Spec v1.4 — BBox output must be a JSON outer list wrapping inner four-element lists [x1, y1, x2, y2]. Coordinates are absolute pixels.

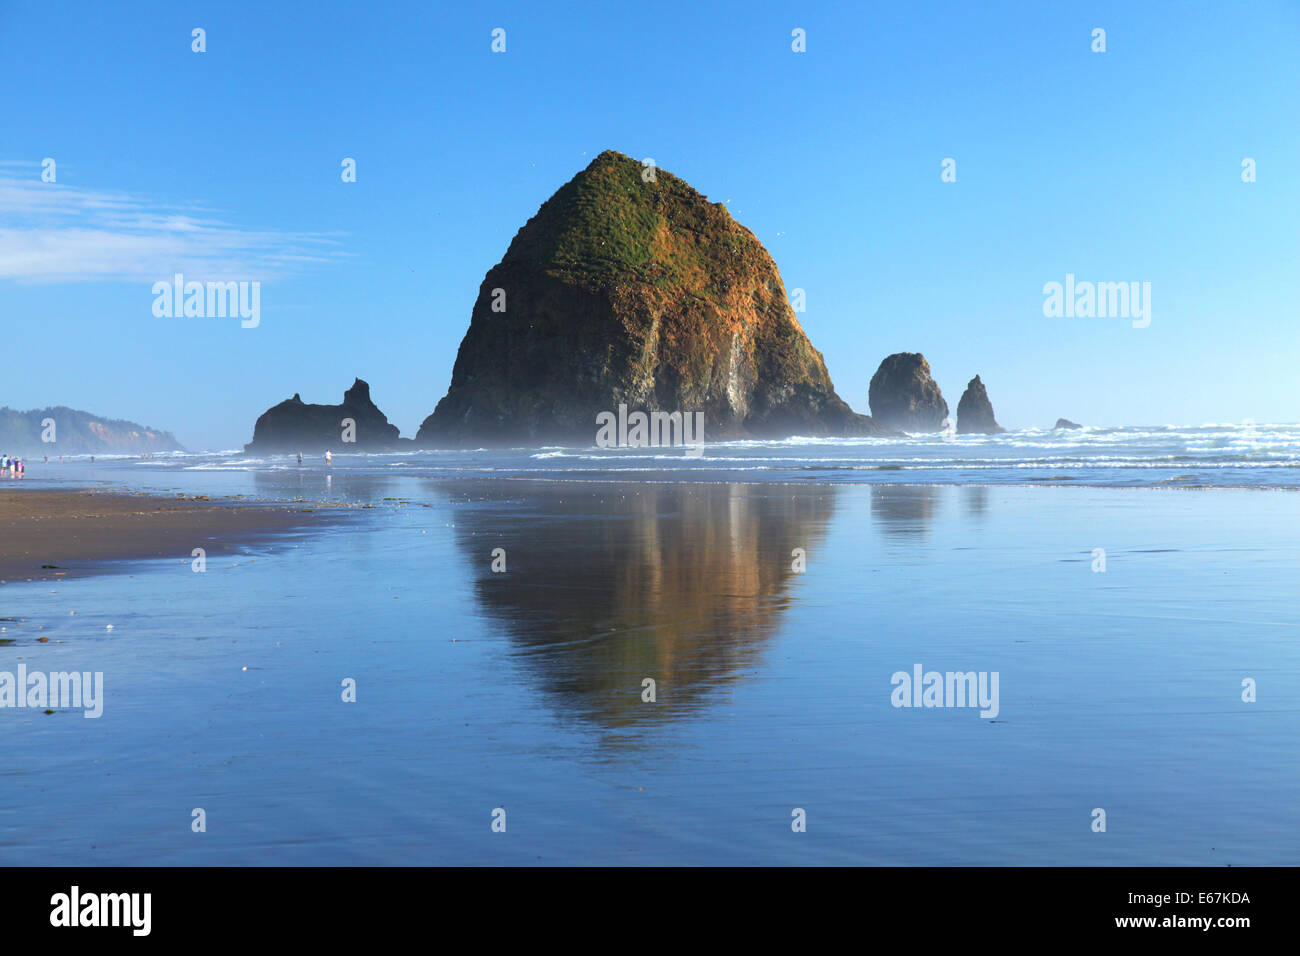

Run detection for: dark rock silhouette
[[870, 484, 943, 534], [1054, 418, 1082, 429], [956, 375, 1006, 434], [244, 378, 400, 453], [867, 353, 949, 432], [417, 150, 890, 446]]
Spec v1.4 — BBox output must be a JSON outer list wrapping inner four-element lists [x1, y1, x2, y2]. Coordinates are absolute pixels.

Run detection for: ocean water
[[2, 426, 1298, 864], [14, 421, 1300, 491]]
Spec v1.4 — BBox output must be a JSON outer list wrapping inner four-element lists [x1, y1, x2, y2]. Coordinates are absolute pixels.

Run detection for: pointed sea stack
[[867, 353, 949, 432], [244, 378, 400, 453], [417, 150, 890, 445], [956, 375, 1006, 435]]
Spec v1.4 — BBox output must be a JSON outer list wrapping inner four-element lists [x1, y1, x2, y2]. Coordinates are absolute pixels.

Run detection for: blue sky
[[2, 0, 1297, 449]]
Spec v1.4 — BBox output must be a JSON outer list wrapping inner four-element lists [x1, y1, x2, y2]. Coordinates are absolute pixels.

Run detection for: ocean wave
[[42, 422, 1300, 490]]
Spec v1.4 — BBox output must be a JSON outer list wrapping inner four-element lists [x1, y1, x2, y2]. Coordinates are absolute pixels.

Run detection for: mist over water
[[27, 422, 1300, 493]]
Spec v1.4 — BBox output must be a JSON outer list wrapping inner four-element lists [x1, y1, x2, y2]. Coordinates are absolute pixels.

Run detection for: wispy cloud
[[0, 162, 347, 282]]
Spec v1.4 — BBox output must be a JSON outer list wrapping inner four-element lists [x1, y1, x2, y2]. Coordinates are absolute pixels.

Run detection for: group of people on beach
[[1, 455, 26, 477]]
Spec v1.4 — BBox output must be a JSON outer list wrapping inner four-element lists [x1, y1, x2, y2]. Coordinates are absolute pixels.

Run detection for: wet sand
[[0, 488, 344, 581], [2, 479, 1297, 864]]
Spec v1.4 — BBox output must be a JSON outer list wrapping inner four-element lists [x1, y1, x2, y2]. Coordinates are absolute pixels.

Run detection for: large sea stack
[[244, 378, 400, 453], [417, 150, 889, 445], [956, 375, 1006, 435], [867, 353, 949, 432]]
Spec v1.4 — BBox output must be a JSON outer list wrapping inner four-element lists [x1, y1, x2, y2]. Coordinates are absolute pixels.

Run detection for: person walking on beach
[[16, 458, 23, 478], [325, 450, 332, 466], [297, 452, 303, 465]]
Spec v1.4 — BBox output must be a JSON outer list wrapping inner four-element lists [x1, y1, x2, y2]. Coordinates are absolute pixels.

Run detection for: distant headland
[[0, 406, 183, 455]]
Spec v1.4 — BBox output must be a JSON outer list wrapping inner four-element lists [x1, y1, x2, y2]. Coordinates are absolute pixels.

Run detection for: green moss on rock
[[419, 150, 889, 445]]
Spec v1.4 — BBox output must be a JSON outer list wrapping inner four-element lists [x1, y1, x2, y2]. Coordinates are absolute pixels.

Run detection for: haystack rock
[[417, 150, 890, 446], [244, 378, 400, 453], [1054, 418, 1082, 429], [867, 353, 949, 432], [956, 375, 1006, 435]]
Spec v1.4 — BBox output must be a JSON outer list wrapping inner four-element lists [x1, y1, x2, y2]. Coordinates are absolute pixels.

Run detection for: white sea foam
[[42, 423, 1300, 490]]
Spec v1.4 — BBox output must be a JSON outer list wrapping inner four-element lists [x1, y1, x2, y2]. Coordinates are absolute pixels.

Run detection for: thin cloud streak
[[0, 169, 347, 282]]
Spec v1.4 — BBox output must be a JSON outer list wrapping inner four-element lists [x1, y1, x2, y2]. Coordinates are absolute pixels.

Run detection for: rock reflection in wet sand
[[445, 481, 838, 731]]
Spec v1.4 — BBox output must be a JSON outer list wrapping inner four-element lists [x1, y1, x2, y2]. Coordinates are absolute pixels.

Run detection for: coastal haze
[[1, 0, 1298, 876]]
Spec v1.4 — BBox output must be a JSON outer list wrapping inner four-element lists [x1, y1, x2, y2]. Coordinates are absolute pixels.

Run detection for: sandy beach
[[0, 488, 342, 582]]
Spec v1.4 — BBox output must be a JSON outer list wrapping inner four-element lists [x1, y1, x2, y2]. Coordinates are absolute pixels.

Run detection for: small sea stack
[[867, 353, 949, 432], [244, 378, 401, 453], [956, 375, 1006, 435], [1054, 418, 1082, 429]]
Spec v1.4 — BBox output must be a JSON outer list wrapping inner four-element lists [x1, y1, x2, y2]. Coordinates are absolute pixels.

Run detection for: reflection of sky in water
[[2, 479, 1298, 865]]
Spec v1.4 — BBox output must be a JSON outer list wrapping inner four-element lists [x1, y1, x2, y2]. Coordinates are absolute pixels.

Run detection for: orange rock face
[[418, 151, 888, 446]]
